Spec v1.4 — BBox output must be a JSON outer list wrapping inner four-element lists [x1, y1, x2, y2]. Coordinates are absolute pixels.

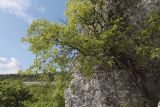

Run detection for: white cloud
[[0, 57, 20, 74], [0, 0, 34, 22]]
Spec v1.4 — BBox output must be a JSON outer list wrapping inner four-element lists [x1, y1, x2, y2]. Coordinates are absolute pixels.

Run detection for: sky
[[0, 0, 66, 74]]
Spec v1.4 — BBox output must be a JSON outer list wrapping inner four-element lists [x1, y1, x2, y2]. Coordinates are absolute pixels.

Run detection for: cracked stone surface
[[65, 0, 160, 107]]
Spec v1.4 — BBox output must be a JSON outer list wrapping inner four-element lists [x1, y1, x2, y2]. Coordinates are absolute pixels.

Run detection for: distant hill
[[0, 73, 54, 82]]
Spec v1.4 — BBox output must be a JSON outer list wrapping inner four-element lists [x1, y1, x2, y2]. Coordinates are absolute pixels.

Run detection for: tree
[[22, 0, 160, 106], [0, 80, 33, 107]]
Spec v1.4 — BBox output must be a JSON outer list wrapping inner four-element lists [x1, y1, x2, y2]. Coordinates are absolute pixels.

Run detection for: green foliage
[[0, 80, 33, 107], [25, 84, 55, 107], [22, 0, 160, 106], [51, 74, 65, 107], [24, 72, 70, 107]]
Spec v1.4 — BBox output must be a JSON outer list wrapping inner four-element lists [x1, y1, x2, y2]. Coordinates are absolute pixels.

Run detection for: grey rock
[[65, 71, 144, 107], [65, 0, 160, 107], [158, 101, 160, 107]]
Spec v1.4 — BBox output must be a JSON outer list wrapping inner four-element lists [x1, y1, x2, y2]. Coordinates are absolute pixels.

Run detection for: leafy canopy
[[22, 0, 160, 106], [23, 0, 160, 76]]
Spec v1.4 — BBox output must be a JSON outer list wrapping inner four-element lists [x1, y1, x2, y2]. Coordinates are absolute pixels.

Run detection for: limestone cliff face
[[65, 71, 145, 107], [65, 0, 160, 107]]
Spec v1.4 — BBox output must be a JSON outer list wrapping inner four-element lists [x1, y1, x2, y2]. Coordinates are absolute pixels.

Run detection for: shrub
[[0, 80, 33, 107]]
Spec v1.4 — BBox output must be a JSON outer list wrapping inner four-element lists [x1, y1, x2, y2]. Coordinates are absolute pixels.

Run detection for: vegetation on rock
[[22, 0, 160, 106]]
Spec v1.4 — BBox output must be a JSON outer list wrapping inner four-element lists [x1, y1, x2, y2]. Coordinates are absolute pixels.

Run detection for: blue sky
[[0, 0, 66, 74]]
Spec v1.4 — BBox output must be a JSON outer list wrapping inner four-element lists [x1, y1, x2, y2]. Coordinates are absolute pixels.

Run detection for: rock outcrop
[[65, 71, 145, 107], [65, 0, 160, 107]]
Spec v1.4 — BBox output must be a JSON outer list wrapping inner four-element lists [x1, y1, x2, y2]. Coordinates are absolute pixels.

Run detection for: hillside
[[0, 74, 54, 82]]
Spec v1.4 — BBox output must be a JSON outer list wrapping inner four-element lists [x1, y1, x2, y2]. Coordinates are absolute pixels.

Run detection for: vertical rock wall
[[65, 0, 160, 107], [65, 71, 145, 107]]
